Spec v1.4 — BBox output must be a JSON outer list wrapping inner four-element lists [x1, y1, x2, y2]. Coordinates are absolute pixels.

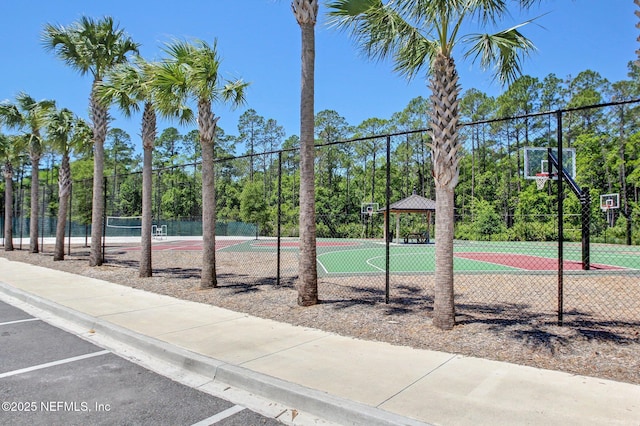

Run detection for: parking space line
[[190, 405, 246, 425], [0, 318, 40, 326], [0, 350, 110, 378]]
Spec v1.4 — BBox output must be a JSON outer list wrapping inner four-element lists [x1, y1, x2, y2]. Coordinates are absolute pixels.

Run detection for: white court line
[[190, 405, 245, 425], [0, 318, 40, 326], [0, 350, 110, 379]]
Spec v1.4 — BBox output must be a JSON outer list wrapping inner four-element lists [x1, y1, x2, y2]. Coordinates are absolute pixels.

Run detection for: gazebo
[[378, 193, 436, 244]]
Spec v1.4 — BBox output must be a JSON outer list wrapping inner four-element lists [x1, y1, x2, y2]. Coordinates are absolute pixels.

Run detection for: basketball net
[[366, 207, 373, 218], [535, 173, 549, 190]]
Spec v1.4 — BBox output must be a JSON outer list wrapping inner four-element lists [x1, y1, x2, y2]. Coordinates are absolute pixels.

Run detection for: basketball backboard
[[523, 147, 576, 180], [600, 193, 620, 211], [361, 202, 379, 215]]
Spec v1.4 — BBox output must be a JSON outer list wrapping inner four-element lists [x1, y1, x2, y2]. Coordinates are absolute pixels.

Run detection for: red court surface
[[454, 252, 622, 271]]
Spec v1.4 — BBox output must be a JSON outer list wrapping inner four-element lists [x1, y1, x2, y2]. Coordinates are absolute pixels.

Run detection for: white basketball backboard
[[523, 147, 576, 180]]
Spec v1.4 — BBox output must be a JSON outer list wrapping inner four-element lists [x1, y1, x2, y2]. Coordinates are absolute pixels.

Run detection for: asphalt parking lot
[[0, 299, 282, 426]]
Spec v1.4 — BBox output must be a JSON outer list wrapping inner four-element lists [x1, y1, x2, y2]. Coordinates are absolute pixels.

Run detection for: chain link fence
[[1, 100, 639, 329]]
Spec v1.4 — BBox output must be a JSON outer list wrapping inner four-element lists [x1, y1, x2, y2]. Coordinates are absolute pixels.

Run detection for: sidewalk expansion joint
[[237, 335, 331, 366], [375, 353, 458, 408]]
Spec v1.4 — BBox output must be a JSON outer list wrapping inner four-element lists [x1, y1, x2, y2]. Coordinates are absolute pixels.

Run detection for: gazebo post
[[395, 213, 400, 244]]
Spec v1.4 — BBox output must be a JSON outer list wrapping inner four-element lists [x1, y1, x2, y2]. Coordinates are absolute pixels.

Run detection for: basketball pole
[[552, 117, 564, 326], [547, 147, 590, 271]]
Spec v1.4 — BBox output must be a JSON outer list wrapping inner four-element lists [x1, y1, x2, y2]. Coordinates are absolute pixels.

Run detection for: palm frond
[[42, 16, 139, 80], [221, 79, 250, 108], [465, 0, 510, 26], [191, 40, 222, 98], [152, 59, 194, 124], [97, 62, 146, 115], [0, 133, 28, 163], [394, 31, 438, 79], [47, 108, 75, 154], [464, 21, 536, 85], [326, 0, 379, 17], [70, 118, 94, 156], [15, 92, 56, 130], [328, 0, 417, 64], [0, 103, 23, 129]]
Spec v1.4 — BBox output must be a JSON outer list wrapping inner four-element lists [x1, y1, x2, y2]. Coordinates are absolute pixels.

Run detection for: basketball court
[[102, 146, 633, 277], [108, 237, 636, 276]]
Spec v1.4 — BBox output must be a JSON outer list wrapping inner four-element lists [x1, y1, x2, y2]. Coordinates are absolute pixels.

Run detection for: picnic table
[[404, 231, 429, 244]]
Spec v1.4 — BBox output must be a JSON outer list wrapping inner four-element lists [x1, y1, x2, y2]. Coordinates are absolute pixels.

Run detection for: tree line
[[94, 66, 640, 248], [4, 65, 639, 246]]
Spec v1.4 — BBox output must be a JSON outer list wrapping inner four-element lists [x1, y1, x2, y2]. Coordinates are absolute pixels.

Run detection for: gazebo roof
[[379, 193, 436, 213]]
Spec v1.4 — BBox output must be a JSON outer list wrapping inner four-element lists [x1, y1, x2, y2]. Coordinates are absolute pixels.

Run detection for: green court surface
[[218, 238, 640, 276]]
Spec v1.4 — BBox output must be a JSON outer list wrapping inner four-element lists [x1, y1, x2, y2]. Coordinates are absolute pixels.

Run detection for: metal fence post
[[555, 111, 564, 326], [277, 151, 282, 286], [102, 176, 107, 264], [385, 135, 391, 304], [68, 182, 73, 256], [581, 187, 591, 270], [40, 184, 46, 251]]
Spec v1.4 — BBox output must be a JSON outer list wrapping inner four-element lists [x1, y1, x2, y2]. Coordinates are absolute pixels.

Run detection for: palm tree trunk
[[618, 106, 632, 245], [29, 155, 40, 253], [90, 86, 108, 266], [54, 154, 71, 261], [199, 99, 218, 289], [433, 185, 455, 328], [4, 164, 14, 251], [140, 146, 153, 276], [140, 102, 156, 277], [430, 53, 460, 330], [295, 4, 318, 306]]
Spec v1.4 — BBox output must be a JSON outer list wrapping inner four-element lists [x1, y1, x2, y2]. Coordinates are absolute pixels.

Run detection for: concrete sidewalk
[[1, 256, 638, 425]]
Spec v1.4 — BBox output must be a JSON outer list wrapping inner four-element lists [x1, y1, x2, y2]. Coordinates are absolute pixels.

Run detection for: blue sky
[[0, 0, 637, 155]]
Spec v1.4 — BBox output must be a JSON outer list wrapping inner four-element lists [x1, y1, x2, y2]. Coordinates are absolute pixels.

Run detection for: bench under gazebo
[[378, 193, 436, 244]]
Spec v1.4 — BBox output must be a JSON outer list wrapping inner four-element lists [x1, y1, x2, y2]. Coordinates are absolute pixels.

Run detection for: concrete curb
[[0, 282, 428, 426]]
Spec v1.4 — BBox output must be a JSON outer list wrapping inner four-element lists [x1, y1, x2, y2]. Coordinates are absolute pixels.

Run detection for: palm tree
[[156, 39, 248, 288], [328, 0, 538, 329], [0, 134, 26, 251], [97, 58, 191, 277], [42, 16, 139, 266], [292, 0, 319, 306], [0, 93, 55, 253], [47, 109, 91, 261]]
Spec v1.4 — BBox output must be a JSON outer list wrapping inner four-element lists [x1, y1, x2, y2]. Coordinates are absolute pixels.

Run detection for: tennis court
[[117, 237, 637, 276]]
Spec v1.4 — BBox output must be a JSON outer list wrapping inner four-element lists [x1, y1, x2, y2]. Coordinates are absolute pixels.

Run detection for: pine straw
[[1, 245, 639, 386]]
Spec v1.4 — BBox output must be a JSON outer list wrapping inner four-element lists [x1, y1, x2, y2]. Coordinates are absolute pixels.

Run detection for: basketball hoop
[[535, 173, 549, 190], [601, 198, 615, 212], [361, 202, 379, 217]]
